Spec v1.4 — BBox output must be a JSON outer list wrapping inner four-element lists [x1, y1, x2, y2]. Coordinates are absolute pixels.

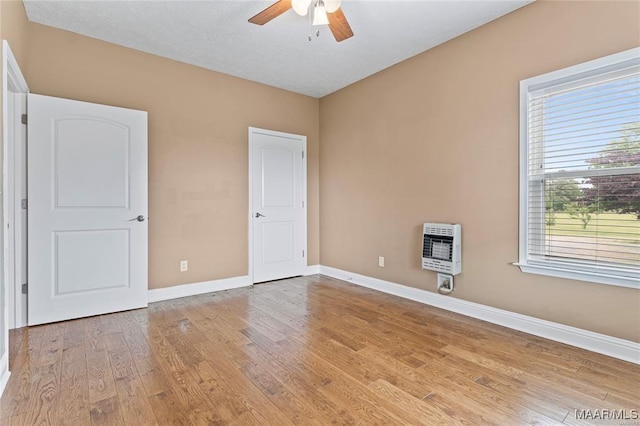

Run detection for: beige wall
[[1, 0, 639, 341], [319, 1, 640, 342], [26, 22, 320, 289], [1, 0, 28, 70]]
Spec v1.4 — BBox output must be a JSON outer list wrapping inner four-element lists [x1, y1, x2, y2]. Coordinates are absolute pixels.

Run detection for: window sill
[[514, 262, 640, 290]]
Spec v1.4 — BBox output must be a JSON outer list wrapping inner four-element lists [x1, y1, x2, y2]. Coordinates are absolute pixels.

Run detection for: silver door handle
[[255, 212, 266, 218], [128, 215, 145, 222]]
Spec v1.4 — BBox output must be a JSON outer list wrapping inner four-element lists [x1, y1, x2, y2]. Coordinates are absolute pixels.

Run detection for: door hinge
[[302, 250, 305, 257], [21, 114, 27, 125], [302, 201, 304, 208], [302, 151, 304, 159], [21, 199, 27, 210], [21, 283, 28, 294]]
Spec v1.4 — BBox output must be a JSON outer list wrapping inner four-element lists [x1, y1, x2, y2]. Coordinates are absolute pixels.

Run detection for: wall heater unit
[[422, 223, 462, 275]]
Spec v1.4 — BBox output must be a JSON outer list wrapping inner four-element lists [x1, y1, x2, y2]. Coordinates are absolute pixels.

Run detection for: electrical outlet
[[180, 260, 188, 272], [378, 256, 385, 267]]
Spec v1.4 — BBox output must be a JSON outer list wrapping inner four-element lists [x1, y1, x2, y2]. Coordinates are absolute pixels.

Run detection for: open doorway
[[3, 40, 29, 331], [1, 40, 29, 396]]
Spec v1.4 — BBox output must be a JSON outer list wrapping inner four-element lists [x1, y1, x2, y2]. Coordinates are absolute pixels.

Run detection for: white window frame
[[517, 47, 640, 290]]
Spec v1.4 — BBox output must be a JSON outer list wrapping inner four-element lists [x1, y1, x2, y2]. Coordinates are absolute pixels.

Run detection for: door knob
[[255, 212, 266, 218], [128, 215, 145, 222]]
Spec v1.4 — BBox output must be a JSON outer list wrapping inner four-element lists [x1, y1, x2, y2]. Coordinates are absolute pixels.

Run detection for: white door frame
[[248, 126, 307, 284], [1, 40, 29, 396], [3, 42, 28, 331]]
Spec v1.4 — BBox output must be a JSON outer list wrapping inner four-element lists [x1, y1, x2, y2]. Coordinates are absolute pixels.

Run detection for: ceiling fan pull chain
[[312, 0, 319, 39], [308, 4, 312, 41]]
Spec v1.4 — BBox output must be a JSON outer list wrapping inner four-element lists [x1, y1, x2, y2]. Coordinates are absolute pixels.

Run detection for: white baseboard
[[304, 265, 320, 276], [147, 266, 320, 304], [319, 265, 640, 365], [148, 275, 251, 303], [0, 353, 10, 397]]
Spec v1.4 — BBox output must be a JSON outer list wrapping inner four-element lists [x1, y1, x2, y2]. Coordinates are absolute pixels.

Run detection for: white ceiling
[[23, 0, 532, 98]]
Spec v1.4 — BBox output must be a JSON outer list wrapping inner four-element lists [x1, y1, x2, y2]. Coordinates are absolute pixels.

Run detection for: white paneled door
[[28, 94, 148, 325], [249, 128, 306, 283]]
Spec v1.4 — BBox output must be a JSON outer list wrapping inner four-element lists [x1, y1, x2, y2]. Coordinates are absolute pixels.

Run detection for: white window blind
[[519, 48, 640, 288]]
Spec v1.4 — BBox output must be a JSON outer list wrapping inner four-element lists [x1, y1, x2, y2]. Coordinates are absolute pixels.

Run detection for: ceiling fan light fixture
[[324, 0, 341, 13], [248, 0, 353, 42], [291, 0, 311, 16], [312, 3, 329, 26]]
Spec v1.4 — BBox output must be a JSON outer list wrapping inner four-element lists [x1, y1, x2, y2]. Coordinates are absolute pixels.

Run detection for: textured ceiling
[[23, 0, 532, 98]]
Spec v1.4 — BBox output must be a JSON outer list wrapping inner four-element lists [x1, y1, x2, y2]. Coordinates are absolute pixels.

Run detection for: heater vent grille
[[422, 223, 462, 275], [424, 225, 453, 237]]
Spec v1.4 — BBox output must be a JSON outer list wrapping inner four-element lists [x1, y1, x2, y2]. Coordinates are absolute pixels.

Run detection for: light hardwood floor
[[0, 275, 638, 425]]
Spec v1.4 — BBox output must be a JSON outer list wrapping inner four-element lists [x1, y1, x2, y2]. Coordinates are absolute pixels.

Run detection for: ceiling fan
[[248, 0, 354, 42]]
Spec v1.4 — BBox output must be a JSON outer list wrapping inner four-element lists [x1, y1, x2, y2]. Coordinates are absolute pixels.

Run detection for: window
[[518, 48, 640, 289]]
